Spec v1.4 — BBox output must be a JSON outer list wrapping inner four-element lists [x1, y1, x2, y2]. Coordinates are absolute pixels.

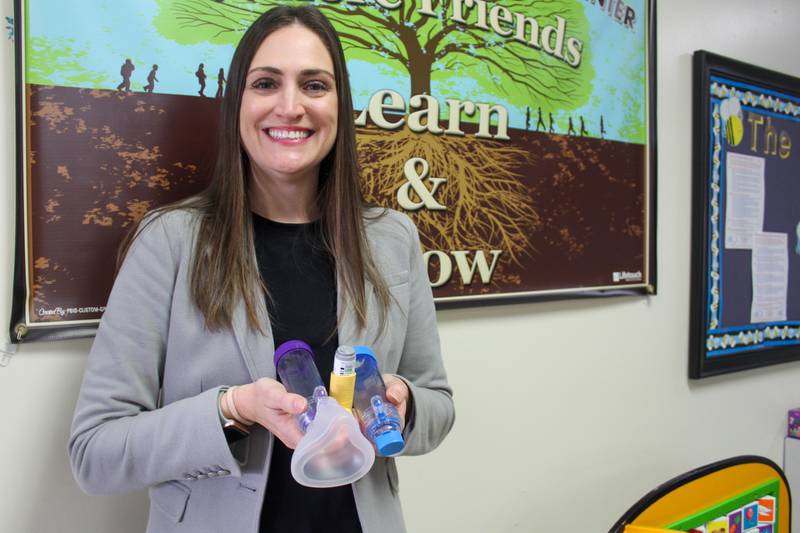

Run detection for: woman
[[68, 6, 454, 533]]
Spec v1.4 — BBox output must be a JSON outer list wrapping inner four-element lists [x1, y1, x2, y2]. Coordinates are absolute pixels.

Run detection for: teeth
[[268, 129, 310, 140]]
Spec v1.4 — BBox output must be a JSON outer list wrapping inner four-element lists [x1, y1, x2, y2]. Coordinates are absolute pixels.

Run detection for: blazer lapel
[[231, 294, 276, 382], [337, 277, 378, 347]]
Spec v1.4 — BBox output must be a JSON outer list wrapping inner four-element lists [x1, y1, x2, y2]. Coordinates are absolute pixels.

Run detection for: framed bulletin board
[[11, 0, 657, 343], [690, 51, 800, 378]]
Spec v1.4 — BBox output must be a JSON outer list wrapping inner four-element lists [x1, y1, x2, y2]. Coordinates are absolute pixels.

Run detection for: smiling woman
[[239, 24, 339, 223], [68, 5, 455, 533]]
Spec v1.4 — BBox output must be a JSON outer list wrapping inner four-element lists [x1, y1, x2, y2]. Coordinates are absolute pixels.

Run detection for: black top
[[252, 213, 362, 533]]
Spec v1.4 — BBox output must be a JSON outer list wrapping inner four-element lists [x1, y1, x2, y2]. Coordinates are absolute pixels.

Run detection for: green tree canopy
[[154, 0, 594, 111]]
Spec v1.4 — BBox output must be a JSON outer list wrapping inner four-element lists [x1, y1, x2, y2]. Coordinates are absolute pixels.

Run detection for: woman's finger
[[383, 375, 409, 405], [382, 374, 409, 428], [273, 418, 304, 449]]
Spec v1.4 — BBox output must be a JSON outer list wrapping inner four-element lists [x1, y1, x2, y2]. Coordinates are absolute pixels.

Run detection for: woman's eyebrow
[[248, 66, 334, 79]]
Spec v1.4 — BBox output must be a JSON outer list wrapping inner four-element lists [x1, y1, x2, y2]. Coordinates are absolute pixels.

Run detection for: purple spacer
[[274, 340, 313, 366]]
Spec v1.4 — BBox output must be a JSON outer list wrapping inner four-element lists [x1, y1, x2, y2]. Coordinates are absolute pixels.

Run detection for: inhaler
[[274, 340, 374, 487]]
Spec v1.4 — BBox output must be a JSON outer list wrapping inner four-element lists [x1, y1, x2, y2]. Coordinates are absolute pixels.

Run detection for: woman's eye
[[251, 78, 277, 90], [304, 80, 329, 93]]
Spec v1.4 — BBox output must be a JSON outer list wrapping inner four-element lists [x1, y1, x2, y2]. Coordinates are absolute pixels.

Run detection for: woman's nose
[[275, 87, 304, 120]]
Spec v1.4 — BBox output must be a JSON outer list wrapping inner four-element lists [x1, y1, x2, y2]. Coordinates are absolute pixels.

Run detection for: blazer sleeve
[[68, 213, 241, 495], [395, 215, 455, 456]]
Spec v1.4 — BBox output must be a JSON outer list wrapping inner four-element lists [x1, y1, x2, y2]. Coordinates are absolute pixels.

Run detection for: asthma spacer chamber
[[290, 394, 375, 488]]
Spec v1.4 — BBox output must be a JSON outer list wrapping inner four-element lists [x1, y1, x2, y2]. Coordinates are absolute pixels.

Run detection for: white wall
[[1, 1, 799, 532]]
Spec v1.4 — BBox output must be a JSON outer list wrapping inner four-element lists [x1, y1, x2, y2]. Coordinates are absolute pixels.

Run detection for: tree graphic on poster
[[154, 0, 593, 109], [154, 0, 596, 275]]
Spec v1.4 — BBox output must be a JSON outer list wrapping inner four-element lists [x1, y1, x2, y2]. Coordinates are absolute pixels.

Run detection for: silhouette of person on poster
[[196, 63, 207, 96], [216, 68, 226, 98], [580, 116, 588, 136], [144, 65, 159, 93], [600, 115, 607, 139], [536, 106, 545, 132], [525, 106, 530, 131], [567, 116, 576, 136], [548, 112, 555, 133], [117, 59, 135, 93]]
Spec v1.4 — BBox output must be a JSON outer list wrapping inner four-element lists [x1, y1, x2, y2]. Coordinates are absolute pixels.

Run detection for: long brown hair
[[119, 6, 389, 334]]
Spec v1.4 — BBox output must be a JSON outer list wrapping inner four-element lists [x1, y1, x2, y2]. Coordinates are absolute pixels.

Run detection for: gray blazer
[[68, 207, 454, 533]]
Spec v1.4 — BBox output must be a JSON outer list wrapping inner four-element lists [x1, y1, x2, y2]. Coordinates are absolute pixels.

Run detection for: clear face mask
[[290, 395, 375, 488]]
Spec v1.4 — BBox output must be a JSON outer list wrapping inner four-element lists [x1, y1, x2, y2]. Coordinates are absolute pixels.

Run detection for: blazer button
[[219, 469, 230, 476]]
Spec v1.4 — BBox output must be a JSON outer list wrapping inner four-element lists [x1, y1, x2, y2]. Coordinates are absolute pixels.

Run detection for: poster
[[12, 0, 655, 342]]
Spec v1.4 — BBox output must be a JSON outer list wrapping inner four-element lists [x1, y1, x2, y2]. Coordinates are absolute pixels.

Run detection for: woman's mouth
[[265, 128, 313, 142]]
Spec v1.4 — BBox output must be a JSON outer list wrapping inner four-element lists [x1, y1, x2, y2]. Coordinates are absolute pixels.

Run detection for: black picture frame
[[690, 51, 800, 378]]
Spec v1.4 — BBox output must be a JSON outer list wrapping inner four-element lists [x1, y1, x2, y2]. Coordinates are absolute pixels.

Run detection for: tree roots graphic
[[357, 128, 540, 264]]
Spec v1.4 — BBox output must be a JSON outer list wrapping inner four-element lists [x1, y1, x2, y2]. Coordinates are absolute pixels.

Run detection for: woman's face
[[239, 24, 338, 187]]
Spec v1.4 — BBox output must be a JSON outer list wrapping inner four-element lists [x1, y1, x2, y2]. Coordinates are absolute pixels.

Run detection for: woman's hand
[[383, 374, 410, 430], [231, 378, 307, 449]]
